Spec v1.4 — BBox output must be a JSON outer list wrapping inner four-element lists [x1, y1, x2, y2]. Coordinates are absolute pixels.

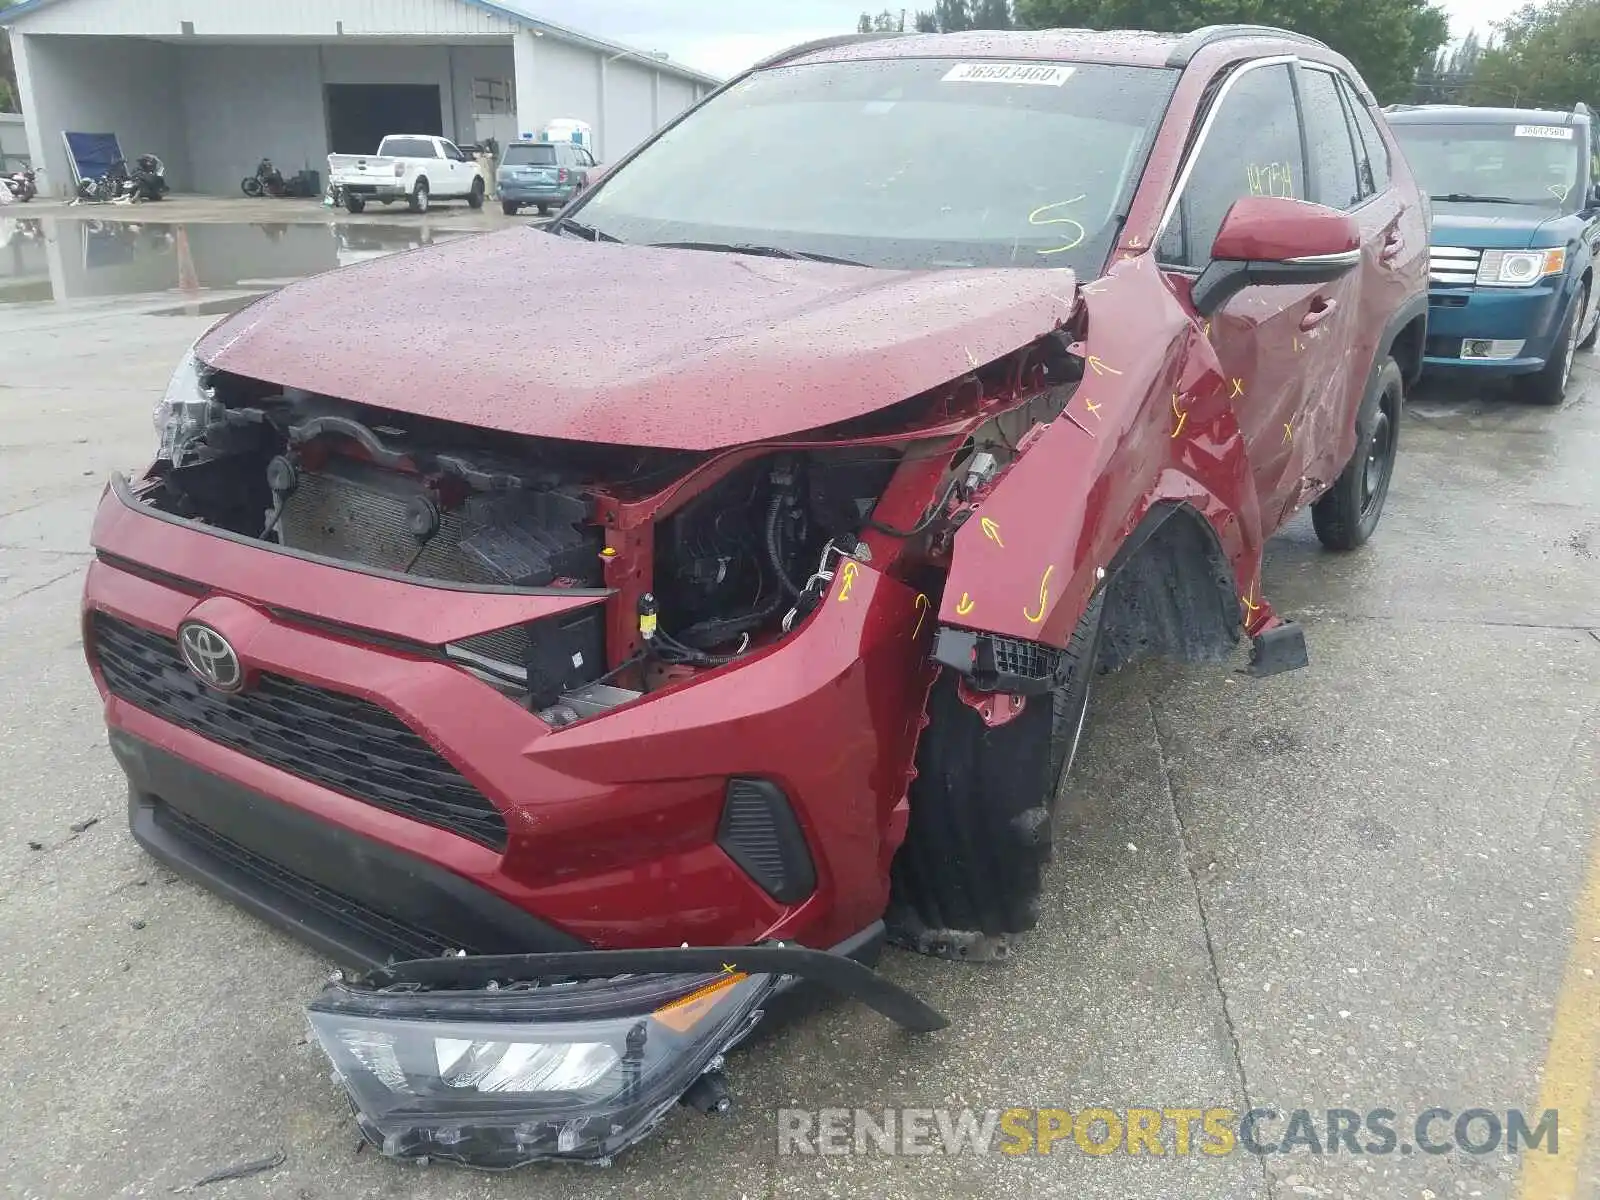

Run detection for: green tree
[[1014, 0, 1449, 103], [858, 12, 875, 32], [1473, 0, 1600, 109], [1, 0, 18, 114], [915, 10, 940, 30]]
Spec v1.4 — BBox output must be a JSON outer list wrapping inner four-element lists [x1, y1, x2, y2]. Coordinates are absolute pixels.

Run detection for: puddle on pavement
[[0, 216, 470, 308]]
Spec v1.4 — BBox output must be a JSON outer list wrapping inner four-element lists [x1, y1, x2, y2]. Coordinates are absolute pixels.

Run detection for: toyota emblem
[[177, 621, 244, 693]]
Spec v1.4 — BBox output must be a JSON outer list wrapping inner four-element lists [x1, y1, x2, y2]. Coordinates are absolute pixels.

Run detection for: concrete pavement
[[0, 219, 1595, 1199]]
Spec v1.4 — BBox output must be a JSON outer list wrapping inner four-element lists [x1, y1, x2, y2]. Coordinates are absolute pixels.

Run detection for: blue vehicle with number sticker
[[1386, 103, 1600, 403]]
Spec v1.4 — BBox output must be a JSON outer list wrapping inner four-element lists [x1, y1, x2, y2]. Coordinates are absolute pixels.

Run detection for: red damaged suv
[[83, 25, 1426, 1167]]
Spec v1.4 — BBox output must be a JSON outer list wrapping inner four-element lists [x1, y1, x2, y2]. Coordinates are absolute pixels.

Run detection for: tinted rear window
[[379, 137, 438, 158], [504, 144, 558, 165]]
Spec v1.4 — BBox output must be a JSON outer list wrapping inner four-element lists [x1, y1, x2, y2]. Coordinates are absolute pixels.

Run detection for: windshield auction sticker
[[942, 62, 1075, 86], [1514, 124, 1575, 139]]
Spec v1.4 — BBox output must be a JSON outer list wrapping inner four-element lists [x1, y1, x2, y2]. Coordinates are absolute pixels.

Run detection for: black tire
[[344, 193, 366, 214], [241, 177, 263, 197], [1578, 281, 1598, 351], [467, 178, 485, 210], [887, 592, 1105, 961], [1312, 356, 1402, 551], [409, 178, 430, 214], [536, 202, 550, 216], [1518, 290, 1583, 405], [501, 200, 519, 216]]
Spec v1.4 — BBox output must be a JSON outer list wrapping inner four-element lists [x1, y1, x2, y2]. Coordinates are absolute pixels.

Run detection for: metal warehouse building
[[1, 0, 719, 197]]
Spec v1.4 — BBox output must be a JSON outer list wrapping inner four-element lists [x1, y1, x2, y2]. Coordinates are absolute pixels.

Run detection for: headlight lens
[[308, 969, 774, 1166], [1477, 247, 1566, 286], [152, 350, 219, 464]]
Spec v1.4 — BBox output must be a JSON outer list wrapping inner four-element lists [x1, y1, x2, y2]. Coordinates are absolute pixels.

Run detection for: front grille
[[1430, 245, 1481, 285], [92, 613, 508, 850], [155, 800, 484, 958]]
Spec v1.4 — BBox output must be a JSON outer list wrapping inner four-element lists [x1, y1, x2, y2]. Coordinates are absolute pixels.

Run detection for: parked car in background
[[498, 139, 597, 215], [87, 25, 1425, 1169], [327, 134, 488, 214], [1387, 103, 1600, 403]]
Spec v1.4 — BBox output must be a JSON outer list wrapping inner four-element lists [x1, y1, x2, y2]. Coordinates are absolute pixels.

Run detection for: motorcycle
[[3, 167, 38, 203], [75, 154, 167, 204], [243, 158, 316, 198]]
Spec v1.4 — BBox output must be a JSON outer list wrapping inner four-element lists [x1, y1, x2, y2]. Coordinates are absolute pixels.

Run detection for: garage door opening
[[326, 84, 443, 155]]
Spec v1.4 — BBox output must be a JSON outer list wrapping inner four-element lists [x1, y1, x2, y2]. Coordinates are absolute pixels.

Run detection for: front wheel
[[408, 179, 430, 214], [887, 592, 1105, 961], [467, 178, 485, 210], [1517, 291, 1583, 405], [241, 177, 264, 197], [344, 193, 366, 214], [1313, 357, 1401, 550]]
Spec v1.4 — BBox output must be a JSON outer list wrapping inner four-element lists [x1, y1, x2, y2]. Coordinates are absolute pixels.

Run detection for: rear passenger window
[[1300, 68, 1362, 209], [1339, 78, 1391, 194], [1160, 64, 1306, 268]]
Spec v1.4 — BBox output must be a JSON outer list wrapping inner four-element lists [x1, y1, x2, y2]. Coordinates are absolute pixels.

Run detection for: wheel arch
[[1382, 292, 1428, 389], [1096, 500, 1243, 672]]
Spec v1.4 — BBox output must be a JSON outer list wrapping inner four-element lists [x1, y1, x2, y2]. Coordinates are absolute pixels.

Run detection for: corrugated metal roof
[[0, 0, 722, 86]]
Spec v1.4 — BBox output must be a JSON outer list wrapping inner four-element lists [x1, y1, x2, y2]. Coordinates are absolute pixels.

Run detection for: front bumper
[[1423, 282, 1566, 373], [85, 477, 931, 961]]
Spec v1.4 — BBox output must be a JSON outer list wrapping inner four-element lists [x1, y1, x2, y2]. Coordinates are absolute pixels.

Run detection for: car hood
[[196, 227, 1077, 450], [1430, 201, 1565, 250]]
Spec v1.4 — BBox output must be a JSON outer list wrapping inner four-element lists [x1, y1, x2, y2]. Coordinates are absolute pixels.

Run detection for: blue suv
[[1388, 103, 1600, 403]]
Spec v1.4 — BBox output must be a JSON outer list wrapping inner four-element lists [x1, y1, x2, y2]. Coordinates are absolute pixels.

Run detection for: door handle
[[1300, 298, 1338, 330], [1380, 230, 1404, 263]]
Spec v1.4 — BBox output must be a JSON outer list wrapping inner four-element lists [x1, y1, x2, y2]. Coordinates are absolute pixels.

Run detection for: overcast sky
[[528, 0, 1526, 79]]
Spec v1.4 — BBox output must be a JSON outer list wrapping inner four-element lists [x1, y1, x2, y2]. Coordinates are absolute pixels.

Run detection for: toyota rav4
[[82, 24, 1428, 1169]]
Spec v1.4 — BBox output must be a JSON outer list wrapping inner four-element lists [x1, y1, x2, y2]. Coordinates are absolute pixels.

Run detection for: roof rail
[[1576, 101, 1594, 121], [1166, 24, 1329, 67], [752, 32, 906, 72]]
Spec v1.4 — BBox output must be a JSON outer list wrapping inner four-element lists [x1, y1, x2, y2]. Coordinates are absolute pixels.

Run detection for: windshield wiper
[[1429, 193, 1532, 205], [551, 216, 622, 243], [648, 240, 866, 266]]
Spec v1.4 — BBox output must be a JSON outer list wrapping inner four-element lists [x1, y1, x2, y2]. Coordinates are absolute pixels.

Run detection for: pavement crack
[[0, 568, 82, 606], [1147, 697, 1275, 1200]]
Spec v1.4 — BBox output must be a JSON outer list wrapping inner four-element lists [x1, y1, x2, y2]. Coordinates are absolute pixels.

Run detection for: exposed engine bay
[[139, 338, 1080, 728]]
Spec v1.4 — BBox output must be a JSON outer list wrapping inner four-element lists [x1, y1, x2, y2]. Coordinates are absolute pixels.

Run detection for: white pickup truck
[[327, 135, 488, 215]]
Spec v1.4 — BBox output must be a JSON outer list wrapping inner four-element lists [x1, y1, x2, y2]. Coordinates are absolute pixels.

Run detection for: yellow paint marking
[[721, 963, 738, 974], [1516, 803, 1600, 1200], [1282, 422, 1293, 444], [1203, 319, 1212, 337], [1023, 566, 1054, 625], [1028, 197, 1088, 256], [913, 593, 930, 639], [1240, 580, 1261, 615], [1170, 393, 1188, 440], [1083, 397, 1102, 420], [1085, 355, 1122, 377], [1229, 377, 1245, 399], [837, 560, 859, 602], [956, 592, 975, 616], [981, 518, 1005, 548], [1293, 335, 1304, 353], [964, 345, 980, 370]]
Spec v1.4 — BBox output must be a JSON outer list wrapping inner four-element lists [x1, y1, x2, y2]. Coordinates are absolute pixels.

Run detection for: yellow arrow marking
[[912, 593, 930, 639], [1293, 335, 1303, 353], [956, 592, 975, 616], [1085, 356, 1122, 377], [1083, 397, 1102, 420], [980, 518, 1004, 548], [1170, 392, 1188, 440], [1203, 319, 1212, 337], [837, 560, 859, 603], [1023, 566, 1054, 625]]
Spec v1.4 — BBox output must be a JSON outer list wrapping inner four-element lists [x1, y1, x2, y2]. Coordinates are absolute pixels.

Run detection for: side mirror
[[1191, 196, 1363, 316]]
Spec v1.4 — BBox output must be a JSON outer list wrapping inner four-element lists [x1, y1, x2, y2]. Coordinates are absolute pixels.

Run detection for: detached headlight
[[1477, 247, 1566, 287], [308, 969, 775, 1167], [152, 350, 220, 464]]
